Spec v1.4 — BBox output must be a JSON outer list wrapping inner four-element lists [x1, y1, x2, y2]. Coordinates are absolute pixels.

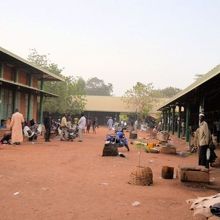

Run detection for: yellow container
[[147, 143, 156, 148]]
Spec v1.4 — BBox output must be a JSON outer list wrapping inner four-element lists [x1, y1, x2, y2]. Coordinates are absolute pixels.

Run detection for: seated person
[[116, 129, 129, 151], [0, 131, 12, 144], [23, 125, 37, 142]]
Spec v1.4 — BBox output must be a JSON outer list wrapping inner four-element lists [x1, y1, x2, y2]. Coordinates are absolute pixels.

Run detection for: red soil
[[0, 127, 219, 220]]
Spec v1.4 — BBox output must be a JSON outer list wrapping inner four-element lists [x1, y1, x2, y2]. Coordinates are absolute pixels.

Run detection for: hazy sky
[[1, 0, 220, 96]]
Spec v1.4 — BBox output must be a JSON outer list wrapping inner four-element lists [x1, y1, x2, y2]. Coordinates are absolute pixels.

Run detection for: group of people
[[44, 113, 98, 142], [0, 109, 99, 145], [1, 109, 217, 169]]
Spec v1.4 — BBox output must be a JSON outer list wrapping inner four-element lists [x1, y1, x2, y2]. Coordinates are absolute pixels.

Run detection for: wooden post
[[162, 110, 165, 130], [172, 105, 175, 135], [177, 105, 181, 138], [168, 107, 171, 132], [39, 79, 44, 124], [39, 94, 44, 124], [164, 110, 167, 131], [0, 63, 2, 78], [27, 93, 31, 121], [185, 104, 190, 142]]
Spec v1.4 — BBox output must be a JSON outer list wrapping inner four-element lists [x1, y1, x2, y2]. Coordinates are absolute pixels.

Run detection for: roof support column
[[177, 105, 181, 138], [27, 93, 31, 121], [167, 107, 171, 132], [161, 110, 164, 130], [0, 62, 3, 78], [171, 105, 175, 135], [11, 68, 18, 113], [199, 97, 205, 114], [40, 79, 44, 90], [185, 104, 190, 143], [39, 94, 44, 124], [39, 79, 44, 124], [0, 63, 3, 121], [0, 85, 2, 121], [12, 89, 16, 113], [164, 109, 167, 131]]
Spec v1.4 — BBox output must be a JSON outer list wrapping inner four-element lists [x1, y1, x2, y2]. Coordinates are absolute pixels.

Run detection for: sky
[[1, 0, 220, 96]]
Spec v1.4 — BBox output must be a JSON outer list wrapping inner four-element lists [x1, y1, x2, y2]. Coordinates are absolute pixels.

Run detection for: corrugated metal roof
[[84, 96, 136, 112], [0, 46, 64, 81], [0, 78, 58, 97], [85, 95, 168, 115], [158, 64, 220, 110]]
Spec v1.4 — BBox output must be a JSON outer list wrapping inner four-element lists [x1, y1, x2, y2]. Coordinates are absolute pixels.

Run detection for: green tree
[[86, 77, 113, 96], [27, 49, 86, 114], [152, 87, 181, 98], [122, 82, 154, 119]]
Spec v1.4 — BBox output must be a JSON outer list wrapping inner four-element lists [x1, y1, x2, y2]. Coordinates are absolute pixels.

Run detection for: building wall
[[19, 92, 26, 119], [32, 77, 38, 88], [3, 65, 13, 81], [1, 63, 39, 124], [18, 70, 27, 85]]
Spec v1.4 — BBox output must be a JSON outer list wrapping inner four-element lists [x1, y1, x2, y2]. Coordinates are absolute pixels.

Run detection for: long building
[[84, 95, 167, 125], [0, 46, 63, 126], [158, 65, 220, 143]]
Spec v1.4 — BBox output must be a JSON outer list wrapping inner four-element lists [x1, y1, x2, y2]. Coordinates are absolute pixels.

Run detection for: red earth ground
[[0, 127, 219, 220]]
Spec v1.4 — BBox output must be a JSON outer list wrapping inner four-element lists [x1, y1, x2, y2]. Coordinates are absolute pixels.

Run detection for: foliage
[[27, 49, 86, 114], [135, 141, 147, 167], [119, 113, 128, 122], [44, 76, 86, 114], [122, 82, 154, 119], [86, 77, 113, 96], [152, 87, 181, 98], [28, 49, 63, 76]]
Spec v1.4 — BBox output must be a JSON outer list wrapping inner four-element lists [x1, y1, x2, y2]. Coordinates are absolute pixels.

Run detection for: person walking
[[9, 109, 24, 145], [198, 113, 210, 168], [78, 113, 86, 142], [44, 112, 52, 142], [60, 114, 67, 141]]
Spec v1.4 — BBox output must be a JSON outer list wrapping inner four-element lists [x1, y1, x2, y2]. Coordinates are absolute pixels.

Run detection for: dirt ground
[[0, 127, 220, 220]]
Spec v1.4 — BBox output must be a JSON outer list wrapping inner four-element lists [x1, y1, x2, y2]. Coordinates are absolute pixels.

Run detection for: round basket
[[128, 166, 153, 186]]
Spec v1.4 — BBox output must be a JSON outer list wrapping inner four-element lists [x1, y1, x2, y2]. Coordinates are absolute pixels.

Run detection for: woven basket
[[128, 166, 153, 186]]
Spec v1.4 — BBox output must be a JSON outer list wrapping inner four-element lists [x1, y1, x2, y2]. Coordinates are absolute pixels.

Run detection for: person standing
[[9, 109, 24, 145], [92, 117, 97, 134], [60, 114, 67, 141], [86, 118, 92, 133], [78, 113, 86, 142], [44, 112, 51, 142], [198, 113, 210, 168], [134, 119, 138, 133], [107, 117, 113, 130]]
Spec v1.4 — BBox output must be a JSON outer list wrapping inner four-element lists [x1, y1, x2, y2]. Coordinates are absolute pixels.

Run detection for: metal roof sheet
[[0, 78, 58, 97], [0, 46, 64, 81], [158, 64, 220, 110], [85, 95, 168, 115]]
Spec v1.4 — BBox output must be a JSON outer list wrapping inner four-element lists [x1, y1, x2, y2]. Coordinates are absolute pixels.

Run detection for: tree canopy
[[27, 49, 86, 114], [85, 77, 113, 96], [152, 87, 181, 98], [122, 82, 154, 119]]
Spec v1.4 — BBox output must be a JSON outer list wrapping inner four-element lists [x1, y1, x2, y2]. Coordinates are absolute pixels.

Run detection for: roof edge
[[158, 64, 220, 110], [0, 46, 64, 81]]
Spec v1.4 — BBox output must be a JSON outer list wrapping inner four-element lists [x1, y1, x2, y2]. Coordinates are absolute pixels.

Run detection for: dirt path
[[0, 127, 219, 220]]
